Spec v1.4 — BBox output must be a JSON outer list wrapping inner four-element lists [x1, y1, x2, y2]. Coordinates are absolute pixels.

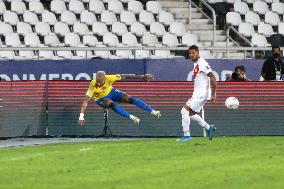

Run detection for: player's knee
[[108, 102, 117, 109], [129, 97, 135, 104]]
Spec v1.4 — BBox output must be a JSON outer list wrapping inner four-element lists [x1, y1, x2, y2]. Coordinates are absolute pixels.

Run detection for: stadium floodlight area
[[0, 81, 284, 138]]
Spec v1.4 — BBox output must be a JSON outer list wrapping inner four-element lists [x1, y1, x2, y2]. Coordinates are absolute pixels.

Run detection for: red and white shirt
[[192, 57, 212, 99]]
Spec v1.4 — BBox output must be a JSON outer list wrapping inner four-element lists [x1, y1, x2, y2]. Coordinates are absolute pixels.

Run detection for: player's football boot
[[130, 115, 140, 125], [207, 125, 216, 140], [176, 136, 192, 142], [151, 110, 161, 118]]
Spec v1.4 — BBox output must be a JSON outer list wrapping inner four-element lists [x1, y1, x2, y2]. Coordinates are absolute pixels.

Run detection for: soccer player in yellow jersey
[[78, 71, 161, 126]]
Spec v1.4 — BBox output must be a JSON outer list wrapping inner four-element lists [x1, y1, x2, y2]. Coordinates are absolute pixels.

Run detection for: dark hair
[[188, 45, 199, 52], [272, 46, 280, 51], [235, 65, 245, 72]]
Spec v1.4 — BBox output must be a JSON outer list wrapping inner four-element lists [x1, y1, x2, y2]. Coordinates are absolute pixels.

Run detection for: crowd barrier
[[0, 81, 284, 138]]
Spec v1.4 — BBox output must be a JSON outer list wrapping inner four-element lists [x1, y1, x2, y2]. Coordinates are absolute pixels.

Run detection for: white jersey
[[192, 57, 212, 100]]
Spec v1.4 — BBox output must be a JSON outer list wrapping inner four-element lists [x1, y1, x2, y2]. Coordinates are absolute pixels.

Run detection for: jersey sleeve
[[106, 74, 122, 83], [200, 61, 213, 75], [85, 80, 95, 98]]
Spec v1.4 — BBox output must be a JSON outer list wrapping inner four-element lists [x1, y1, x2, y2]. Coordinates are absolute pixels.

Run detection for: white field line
[[0, 153, 43, 162], [79, 148, 93, 152]]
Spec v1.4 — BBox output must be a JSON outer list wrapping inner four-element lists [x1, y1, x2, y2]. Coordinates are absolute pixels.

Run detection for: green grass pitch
[[0, 137, 283, 189]]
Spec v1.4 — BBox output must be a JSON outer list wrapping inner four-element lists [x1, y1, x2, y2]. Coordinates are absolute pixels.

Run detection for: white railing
[[188, 0, 216, 46], [0, 46, 279, 59]]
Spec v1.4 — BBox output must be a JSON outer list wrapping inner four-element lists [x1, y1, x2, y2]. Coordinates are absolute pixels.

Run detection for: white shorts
[[186, 97, 208, 113]]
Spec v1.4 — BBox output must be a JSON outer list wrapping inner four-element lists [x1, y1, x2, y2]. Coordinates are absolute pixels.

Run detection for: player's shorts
[[96, 88, 125, 108], [186, 97, 208, 113]]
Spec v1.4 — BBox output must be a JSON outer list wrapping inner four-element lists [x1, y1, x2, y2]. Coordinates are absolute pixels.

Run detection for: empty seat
[[279, 22, 284, 36], [130, 22, 146, 37], [103, 32, 119, 46], [5, 33, 23, 47], [17, 22, 33, 36], [19, 50, 36, 60], [51, 0, 66, 14], [120, 10, 136, 26], [112, 22, 127, 36], [128, 0, 143, 14], [54, 22, 70, 36], [35, 22, 51, 36], [61, 11, 76, 25], [150, 22, 165, 37], [162, 32, 179, 47], [238, 22, 255, 37], [25, 33, 41, 47], [108, 0, 123, 14], [139, 11, 155, 26], [4, 11, 19, 25], [101, 10, 117, 25], [80, 10, 96, 26], [92, 22, 108, 36], [122, 32, 138, 46], [83, 35, 99, 46], [65, 33, 81, 46], [42, 11, 57, 25], [23, 11, 39, 25], [169, 22, 186, 37], [69, 0, 85, 14], [0, 22, 13, 36], [243, 0, 255, 4], [153, 50, 172, 59], [253, 0, 268, 15], [57, 51, 73, 59], [94, 44, 111, 58], [265, 11, 280, 26], [44, 34, 63, 46], [11, 1, 26, 14], [245, 11, 260, 26], [142, 32, 158, 46], [182, 32, 198, 46], [74, 22, 89, 35], [39, 51, 54, 60], [29, 1, 44, 14], [89, 0, 105, 14], [146, 1, 162, 14], [0, 51, 15, 59], [158, 11, 174, 26], [258, 22, 274, 37], [234, 1, 249, 15], [226, 12, 241, 26], [76, 50, 93, 59], [272, 2, 284, 15], [251, 33, 268, 47], [134, 49, 150, 59], [0, 1, 6, 15], [116, 49, 134, 59]]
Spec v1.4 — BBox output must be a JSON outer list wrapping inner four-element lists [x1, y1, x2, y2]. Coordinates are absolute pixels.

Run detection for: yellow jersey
[[85, 74, 122, 101]]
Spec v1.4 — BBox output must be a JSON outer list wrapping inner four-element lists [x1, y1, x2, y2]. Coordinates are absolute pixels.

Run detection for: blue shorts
[[96, 88, 125, 108]]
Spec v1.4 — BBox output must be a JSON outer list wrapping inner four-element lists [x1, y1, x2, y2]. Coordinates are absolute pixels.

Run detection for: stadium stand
[[0, 0, 283, 60]]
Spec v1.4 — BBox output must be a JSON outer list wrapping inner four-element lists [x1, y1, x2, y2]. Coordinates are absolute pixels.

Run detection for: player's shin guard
[[181, 107, 190, 136], [190, 114, 210, 130], [129, 98, 153, 113], [109, 102, 131, 119]]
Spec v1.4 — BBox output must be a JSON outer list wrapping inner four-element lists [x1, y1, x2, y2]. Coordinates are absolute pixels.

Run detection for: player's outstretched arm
[[208, 72, 217, 103], [78, 97, 92, 126], [120, 74, 154, 81]]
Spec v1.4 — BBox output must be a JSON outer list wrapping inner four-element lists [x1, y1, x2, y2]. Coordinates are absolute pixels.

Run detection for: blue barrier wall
[[0, 59, 265, 81]]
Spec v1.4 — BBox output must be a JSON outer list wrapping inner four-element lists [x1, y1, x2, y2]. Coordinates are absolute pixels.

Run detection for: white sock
[[181, 107, 190, 136], [190, 114, 210, 130]]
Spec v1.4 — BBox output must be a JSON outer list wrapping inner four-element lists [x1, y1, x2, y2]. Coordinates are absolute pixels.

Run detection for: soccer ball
[[225, 97, 239, 110]]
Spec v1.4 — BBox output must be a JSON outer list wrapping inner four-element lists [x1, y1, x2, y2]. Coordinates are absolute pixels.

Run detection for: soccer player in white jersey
[[177, 45, 217, 141]]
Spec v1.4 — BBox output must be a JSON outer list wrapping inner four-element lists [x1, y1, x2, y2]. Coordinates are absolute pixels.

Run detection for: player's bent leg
[[127, 96, 161, 118], [107, 101, 140, 125]]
